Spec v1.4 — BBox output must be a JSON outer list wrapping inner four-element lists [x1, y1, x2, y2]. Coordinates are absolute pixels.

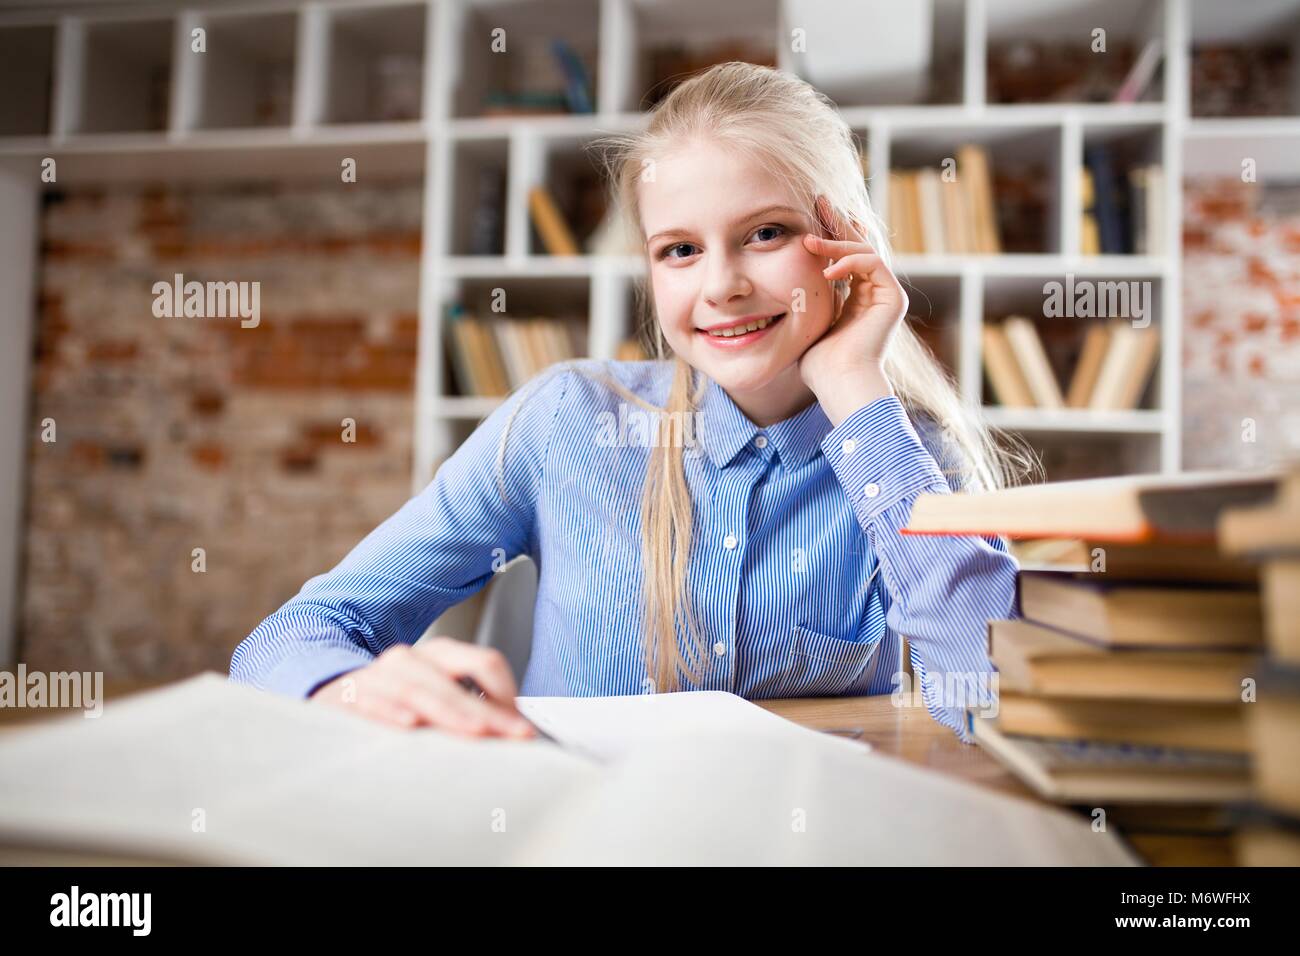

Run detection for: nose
[[701, 249, 752, 308]]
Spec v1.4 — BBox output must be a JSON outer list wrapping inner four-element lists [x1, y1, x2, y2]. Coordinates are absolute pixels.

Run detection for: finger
[[416, 638, 520, 708], [384, 676, 501, 736], [823, 252, 884, 280], [803, 234, 877, 255], [352, 693, 420, 730], [396, 651, 534, 737]]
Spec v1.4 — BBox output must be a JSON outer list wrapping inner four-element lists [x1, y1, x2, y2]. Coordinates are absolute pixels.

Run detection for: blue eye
[[752, 224, 786, 243], [661, 242, 698, 259]]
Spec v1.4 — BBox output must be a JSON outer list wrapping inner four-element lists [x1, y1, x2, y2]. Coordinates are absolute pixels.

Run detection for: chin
[[693, 355, 793, 394]]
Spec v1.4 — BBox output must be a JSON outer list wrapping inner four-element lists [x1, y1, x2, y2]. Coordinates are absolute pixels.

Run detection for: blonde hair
[[504, 62, 1036, 694]]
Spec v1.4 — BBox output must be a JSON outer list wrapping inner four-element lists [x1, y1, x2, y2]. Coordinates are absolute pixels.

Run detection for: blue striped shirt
[[229, 360, 1019, 743]]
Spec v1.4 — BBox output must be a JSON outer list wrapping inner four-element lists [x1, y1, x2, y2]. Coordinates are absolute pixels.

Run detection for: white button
[[754, 435, 768, 448], [713, 641, 726, 656], [723, 533, 738, 549], [841, 438, 857, 455], [863, 482, 881, 498]]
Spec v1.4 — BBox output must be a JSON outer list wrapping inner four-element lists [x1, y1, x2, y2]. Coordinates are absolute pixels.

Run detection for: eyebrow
[[645, 204, 807, 245]]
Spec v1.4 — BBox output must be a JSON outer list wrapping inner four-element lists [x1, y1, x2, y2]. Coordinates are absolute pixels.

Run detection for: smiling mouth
[[698, 313, 786, 339]]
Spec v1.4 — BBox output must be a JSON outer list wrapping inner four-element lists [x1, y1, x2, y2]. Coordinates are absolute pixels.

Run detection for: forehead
[[637, 140, 804, 233]]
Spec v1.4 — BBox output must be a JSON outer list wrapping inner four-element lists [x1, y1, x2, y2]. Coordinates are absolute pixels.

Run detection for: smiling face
[[639, 138, 837, 426]]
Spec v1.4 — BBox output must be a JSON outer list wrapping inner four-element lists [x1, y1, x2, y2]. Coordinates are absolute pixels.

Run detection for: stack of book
[[446, 311, 585, 396], [983, 316, 1159, 411], [888, 144, 1001, 255], [1220, 467, 1300, 865], [903, 471, 1282, 806]]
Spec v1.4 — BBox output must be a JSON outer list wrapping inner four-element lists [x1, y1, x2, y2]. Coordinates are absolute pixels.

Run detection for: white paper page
[[516, 690, 871, 764], [514, 729, 1141, 866], [0, 672, 600, 865]]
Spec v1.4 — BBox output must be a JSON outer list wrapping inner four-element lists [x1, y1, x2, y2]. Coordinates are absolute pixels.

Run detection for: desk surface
[[0, 680, 1236, 866], [757, 694, 1238, 867]]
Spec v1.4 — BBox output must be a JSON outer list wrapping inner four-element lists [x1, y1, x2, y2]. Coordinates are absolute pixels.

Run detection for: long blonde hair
[[505, 62, 1035, 693]]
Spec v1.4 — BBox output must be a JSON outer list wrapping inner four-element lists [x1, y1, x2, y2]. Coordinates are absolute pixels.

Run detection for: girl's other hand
[[309, 638, 537, 739], [797, 196, 905, 423]]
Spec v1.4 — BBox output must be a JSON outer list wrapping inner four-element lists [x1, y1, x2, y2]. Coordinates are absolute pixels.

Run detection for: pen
[[455, 675, 556, 742]]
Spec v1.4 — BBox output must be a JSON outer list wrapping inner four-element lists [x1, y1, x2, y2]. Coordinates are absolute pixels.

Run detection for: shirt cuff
[[254, 646, 377, 700], [820, 395, 950, 526]]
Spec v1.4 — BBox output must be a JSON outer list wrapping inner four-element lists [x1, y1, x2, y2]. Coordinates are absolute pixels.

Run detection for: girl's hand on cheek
[[797, 197, 905, 425]]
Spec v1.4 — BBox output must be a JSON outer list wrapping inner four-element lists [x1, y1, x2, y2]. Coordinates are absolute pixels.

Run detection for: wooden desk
[[0, 681, 1237, 866], [757, 694, 1238, 867]]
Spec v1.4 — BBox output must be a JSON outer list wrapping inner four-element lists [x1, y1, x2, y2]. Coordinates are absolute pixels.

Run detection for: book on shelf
[[528, 185, 581, 256], [1080, 166, 1101, 256], [445, 310, 584, 396], [888, 144, 1002, 255], [1084, 143, 1129, 254], [1001, 315, 1064, 408], [982, 317, 1157, 412], [1088, 320, 1159, 410], [904, 470, 1283, 805], [1064, 321, 1110, 407], [479, 37, 594, 116], [980, 322, 1035, 408]]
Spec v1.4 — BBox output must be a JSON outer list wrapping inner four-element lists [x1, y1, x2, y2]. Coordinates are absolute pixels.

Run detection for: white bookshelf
[[4, 0, 1300, 654]]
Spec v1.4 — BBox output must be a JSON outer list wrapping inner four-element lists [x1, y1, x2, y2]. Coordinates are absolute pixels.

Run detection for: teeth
[[708, 315, 778, 337]]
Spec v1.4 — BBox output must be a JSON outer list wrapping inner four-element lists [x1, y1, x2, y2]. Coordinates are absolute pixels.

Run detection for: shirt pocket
[[781, 624, 884, 697]]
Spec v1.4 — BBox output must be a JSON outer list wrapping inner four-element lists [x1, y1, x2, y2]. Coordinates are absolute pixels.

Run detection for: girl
[[230, 62, 1028, 744]]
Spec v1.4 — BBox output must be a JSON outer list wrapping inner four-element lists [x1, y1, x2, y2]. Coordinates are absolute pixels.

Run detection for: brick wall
[[21, 182, 423, 681], [1183, 177, 1300, 470]]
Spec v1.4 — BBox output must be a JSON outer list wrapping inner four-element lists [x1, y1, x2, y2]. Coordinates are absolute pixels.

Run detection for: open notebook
[[0, 673, 1138, 865]]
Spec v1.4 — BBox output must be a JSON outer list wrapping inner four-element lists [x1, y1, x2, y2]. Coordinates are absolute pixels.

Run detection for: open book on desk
[[0, 673, 1138, 866]]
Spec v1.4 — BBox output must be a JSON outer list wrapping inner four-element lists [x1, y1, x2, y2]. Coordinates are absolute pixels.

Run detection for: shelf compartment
[[985, 0, 1166, 106], [888, 124, 1062, 255], [1080, 122, 1165, 256], [76, 17, 176, 134], [0, 24, 56, 136], [616, 0, 779, 112], [438, 276, 590, 399], [529, 135, 610, 255], [1003, 430, 1162, 482], [450, 137, 509, 255], [321, 3, 427, 125], [785, 0, 965, 107], [193, 11, 298, 130], [451, 0, 599, 119], [1190, 0, 1300, 119], [982, 273, 1164, 414]]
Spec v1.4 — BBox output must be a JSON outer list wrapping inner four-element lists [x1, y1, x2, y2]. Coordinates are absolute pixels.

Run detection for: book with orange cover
[[902, 470, 1281, 542]]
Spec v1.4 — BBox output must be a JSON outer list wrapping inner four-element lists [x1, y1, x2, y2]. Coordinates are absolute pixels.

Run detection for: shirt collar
[[694, 374, 833, 469]]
